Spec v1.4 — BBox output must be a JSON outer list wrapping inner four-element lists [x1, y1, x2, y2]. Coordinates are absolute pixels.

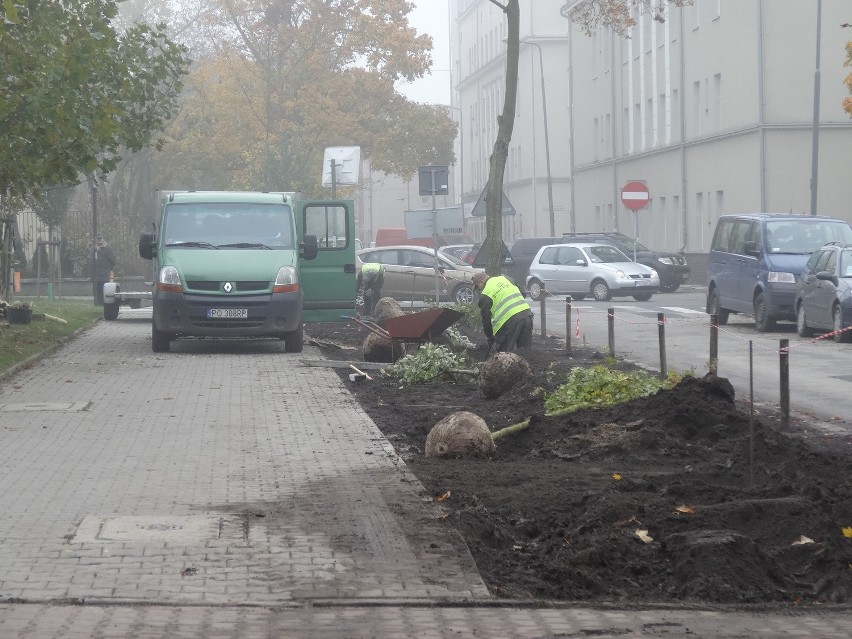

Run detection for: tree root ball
[[362, 332, 405, 363], [373, 298, 405, 324], [425, 411, 495, 458], [478, 352, 532, 399]]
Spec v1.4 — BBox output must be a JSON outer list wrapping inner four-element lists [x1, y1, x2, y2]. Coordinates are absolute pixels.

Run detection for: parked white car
[[526, 243, 660, 302]]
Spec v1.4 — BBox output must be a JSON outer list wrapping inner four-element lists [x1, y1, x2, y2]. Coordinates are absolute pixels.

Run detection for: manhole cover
[[73, 515, 246, 543]]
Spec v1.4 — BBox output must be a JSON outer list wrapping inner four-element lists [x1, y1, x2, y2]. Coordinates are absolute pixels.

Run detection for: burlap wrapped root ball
[[425, 411, 495, 458], [373, 297, 404, 324], [362, 332, 406, 363], [478, 351, 532, 399]]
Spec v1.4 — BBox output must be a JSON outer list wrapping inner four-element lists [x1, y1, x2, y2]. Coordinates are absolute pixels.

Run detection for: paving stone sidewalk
[[0, 309, 849, 637]]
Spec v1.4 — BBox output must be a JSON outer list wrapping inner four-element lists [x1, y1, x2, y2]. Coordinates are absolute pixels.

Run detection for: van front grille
[[185, 281, 271, 293]]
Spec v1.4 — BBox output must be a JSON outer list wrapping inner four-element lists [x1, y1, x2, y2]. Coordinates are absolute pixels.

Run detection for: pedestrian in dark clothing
[[472, 271, 533, 353], [91, 235, 116, 306]]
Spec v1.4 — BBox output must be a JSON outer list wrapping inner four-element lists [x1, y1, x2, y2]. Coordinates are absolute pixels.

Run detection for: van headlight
[[273, 266, 300, 293], [768, 272, 796, 283], [156, 266, 183, 293]]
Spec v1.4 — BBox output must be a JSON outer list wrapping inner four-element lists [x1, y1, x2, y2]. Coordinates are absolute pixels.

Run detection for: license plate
[[207, 308, 248, 319]]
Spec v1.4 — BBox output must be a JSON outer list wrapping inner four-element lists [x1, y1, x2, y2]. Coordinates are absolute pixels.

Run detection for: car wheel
[[753, 292, 776, 332], [284, 323, 304, 353], [796, 302, 814, 337], [633, 293, 653, 302], [151, 322, 170, 353], [833, 304, 850, 343], [660, 282, 680, 293], [591, 279, 611, 302], [528, 279, 543, 302], [103, 302, 120, 321], [453, 284, 475, 305], [707, 288, 729, 325]]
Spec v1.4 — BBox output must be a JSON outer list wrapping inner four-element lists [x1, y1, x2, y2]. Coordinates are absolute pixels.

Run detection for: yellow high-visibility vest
[[482, 276, 530, 333]]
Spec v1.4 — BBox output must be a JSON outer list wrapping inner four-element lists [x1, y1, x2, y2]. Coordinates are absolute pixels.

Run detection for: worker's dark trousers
[[494, 312, 533, 353]]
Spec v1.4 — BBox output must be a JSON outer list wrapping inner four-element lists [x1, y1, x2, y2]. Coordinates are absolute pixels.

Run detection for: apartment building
[[565, 0, 852, 252], [453, 0, 573, 244]]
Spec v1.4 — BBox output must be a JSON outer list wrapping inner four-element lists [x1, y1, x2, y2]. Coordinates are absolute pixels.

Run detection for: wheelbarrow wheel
[[453, 284, 475, 305]]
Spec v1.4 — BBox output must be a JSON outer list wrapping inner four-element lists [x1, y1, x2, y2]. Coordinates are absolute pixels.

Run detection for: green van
[[139, 191, 356, 353]]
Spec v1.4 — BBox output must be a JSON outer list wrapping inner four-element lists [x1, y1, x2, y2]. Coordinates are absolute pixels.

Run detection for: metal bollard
[[709, 314, 719, 375], [539, 286, 547, 340], [658, 312, 667, 378], [607, 307, 615, 357], [565, 296, 572, 356], [780, 339, 790, 430]]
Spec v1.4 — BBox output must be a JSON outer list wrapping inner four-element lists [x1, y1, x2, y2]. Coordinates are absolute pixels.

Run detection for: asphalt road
[[531, 286, 851, 431]]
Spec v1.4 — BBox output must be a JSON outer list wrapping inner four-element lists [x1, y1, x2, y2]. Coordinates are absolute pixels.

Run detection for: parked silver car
[[526, 243, 660, 302]]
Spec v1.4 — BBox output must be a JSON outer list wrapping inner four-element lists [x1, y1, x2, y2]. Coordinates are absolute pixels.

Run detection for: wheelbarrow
[[344, 307, 464, 345]]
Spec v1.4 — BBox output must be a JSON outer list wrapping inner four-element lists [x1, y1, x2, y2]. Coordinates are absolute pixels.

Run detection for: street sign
[[418, 166, 449, 196], [621, 181, 650, 211], [404, 207, 463, 239]]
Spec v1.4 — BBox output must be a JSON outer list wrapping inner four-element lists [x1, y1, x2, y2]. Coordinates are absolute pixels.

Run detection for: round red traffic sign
[[621, 181, 650, 211]]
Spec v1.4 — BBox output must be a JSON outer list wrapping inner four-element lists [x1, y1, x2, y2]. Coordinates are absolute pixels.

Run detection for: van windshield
[[163, 202, 294, 249], [766, 220, 852, 255]]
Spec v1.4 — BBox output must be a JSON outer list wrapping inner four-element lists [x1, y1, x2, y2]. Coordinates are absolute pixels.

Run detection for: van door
[[735, 221, 763, 313], [296, 200, 357, 322]]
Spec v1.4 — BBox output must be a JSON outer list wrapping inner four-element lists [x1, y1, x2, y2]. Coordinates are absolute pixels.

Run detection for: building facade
[[565, 0, 852, 252], [453, 0, 574, 244]]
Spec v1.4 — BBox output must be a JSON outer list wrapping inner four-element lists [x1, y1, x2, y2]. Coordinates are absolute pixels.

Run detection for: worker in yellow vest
[[357, 262, 385, 315], [472, 272, 533, 353]]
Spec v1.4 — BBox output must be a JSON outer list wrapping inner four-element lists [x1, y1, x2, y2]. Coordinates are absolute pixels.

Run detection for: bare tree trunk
[[484, 0, 520, 276]]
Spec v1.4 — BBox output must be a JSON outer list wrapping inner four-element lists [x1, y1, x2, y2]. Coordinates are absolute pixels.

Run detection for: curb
[[0, 320, 99, 383]]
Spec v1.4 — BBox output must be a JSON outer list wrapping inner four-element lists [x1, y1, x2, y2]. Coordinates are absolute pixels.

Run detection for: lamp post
[[444, 105, 464, 206], [523, 40, 555, 237], [809, 0, 822, 216]]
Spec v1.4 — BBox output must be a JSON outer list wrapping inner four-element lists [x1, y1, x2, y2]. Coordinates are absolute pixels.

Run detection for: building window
[[593, 117, 600, 160], [691, 0, 700, 30], [713, 0, 721, 20], [604, 113, 611, 159], [713, 73, 722, 131], [692, 80, 702, 136]]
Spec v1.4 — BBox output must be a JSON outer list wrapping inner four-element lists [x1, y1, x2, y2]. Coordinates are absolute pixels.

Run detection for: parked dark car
[[794, 242, 852, 342], [504, 236, 561, 288], [561, 232, 690, 292]]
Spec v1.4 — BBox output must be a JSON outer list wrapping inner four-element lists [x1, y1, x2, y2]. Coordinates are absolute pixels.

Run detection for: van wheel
[[528, 280, 544, 302], [753, 292, 776, 332], [453, 284, 475, 305], [796, 303, 814, 337], [834, 304, 850, 343], [591, 279, 611, 302], [284, 324, 304, 353], [633, 293, 653, 302], [151, 323, 171, 352], [707, 289, 729, 325], [103, 302, 120, 321]]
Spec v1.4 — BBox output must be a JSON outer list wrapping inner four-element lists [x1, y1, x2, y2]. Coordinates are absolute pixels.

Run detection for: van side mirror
[[743, 240, 760, 256], [138, 232, 156, 260], [816, 271, 837, 285], [300, 234, 319, 260]]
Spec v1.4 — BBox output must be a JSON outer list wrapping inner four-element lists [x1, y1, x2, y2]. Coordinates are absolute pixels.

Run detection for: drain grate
[[73, 515, 247, 543], [0, 401, 91, 412]]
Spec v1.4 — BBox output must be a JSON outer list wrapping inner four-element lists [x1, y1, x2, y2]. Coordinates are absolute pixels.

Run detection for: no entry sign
[[621, 181, 650, 211]]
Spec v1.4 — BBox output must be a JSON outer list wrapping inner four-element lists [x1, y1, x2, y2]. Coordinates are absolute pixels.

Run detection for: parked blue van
[[706, 214, 852, 331]]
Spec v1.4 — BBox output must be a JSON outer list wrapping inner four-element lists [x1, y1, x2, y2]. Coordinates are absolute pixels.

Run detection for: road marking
[[660, 306, 706, 314]]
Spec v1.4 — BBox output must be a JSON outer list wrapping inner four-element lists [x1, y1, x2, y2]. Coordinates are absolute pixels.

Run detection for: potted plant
[[6, 301, 33, 325]]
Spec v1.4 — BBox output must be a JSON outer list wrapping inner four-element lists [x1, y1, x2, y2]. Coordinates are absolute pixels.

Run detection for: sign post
[[620, 181, 650, 262], [418, 166, 449, 304]]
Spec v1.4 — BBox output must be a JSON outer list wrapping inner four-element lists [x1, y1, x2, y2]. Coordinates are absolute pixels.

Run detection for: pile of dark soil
[[305, 320, 852, 606]]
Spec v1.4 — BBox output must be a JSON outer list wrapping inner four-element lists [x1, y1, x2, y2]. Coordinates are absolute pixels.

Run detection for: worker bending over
[[357, 262, 385, 316], [472, 272, 533, 353]]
